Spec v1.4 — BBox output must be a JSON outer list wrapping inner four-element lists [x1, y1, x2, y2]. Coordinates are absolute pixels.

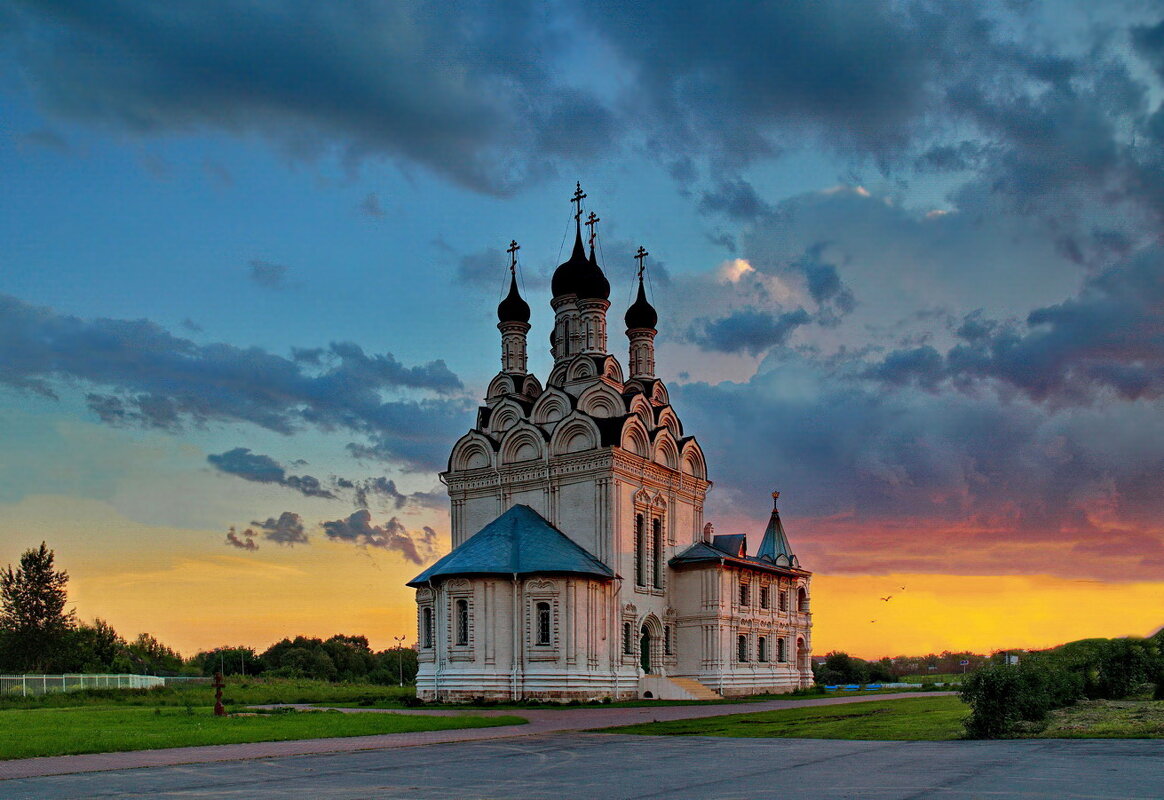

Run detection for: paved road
[[2, 734, 1160, 799]]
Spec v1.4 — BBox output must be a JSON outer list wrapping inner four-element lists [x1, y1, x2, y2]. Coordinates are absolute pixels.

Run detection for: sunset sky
[[2, 2, 1162, 661]]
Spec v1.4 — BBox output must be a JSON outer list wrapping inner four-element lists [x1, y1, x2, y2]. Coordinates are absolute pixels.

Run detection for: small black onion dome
[[551, 226, 591, 298], [576, 242, 611, 300], [497, 272, 530, 324], [624, 275, 657, 329]]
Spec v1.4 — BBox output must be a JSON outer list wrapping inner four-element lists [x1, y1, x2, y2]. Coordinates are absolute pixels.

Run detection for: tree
[[0, 542, 75, 672]]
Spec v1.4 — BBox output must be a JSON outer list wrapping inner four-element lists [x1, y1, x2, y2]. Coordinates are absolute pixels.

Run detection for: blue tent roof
[[757, 506, 794, 562], [407, 505, 615, 586]]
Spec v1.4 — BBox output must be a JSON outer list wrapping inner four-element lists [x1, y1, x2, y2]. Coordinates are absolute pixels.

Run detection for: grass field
[[1037, 700, 1164, 738], [603, 696, 970, 740], [898, 673, 964, 684], [0, 706, 525, 760], [0, 678, 414, 710]]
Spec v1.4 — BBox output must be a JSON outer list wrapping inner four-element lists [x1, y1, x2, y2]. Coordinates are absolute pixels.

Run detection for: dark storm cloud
[[250, 511, 309, 546], [698, 180, 771, 222], [0, 294, 467, 470], [321, 510, 439, 564], [867, 247, 1164, 403], [248, 259, 289, 290], [0, 0, 605, 194], [352, 477, 445, 512], [687, 308, 811, 356], [208, 448, 286, 485]]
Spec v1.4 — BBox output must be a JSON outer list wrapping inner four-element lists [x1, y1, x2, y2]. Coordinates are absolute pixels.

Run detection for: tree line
[[0, 542, 416, 683]]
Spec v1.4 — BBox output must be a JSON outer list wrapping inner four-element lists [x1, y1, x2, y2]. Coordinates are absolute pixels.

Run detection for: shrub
[[960, 662, 1081, 738]]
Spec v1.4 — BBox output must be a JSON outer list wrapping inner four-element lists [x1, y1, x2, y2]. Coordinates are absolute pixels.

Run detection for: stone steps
[[665, 676, 722, 701]]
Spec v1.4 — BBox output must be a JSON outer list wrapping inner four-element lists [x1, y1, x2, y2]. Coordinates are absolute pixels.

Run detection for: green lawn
[[602, 696, 970, 740], [1036, 700, 1164, 738], [0, 706, 525, 760], [0, 679, 415, 710]]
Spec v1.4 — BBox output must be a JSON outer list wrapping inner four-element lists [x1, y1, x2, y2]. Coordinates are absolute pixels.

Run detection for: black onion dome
[[624, 275, 657, 329], [497, 272, 531, 324], [551, 226, 590, 298], [577, 242, 611, 300]]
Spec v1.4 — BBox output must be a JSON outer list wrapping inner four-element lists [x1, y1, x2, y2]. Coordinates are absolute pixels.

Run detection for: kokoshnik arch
[[408, 184, 813, 701]]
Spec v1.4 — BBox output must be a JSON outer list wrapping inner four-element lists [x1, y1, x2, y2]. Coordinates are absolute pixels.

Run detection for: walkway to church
[[2, 692, 1159, 798]]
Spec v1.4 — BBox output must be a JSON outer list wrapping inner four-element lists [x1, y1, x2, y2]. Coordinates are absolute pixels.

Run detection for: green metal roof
[[407, 504, 615, 587], [756, 506, 794, 562]]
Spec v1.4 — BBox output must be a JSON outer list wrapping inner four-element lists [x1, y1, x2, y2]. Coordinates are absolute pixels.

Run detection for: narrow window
[[758, 636, 768, 662], [623, 621, 633, 655], [798, 587, 809, 612], [455, 599, 469, 646], [778, 637, 787, 662], [421, 607, 433, 649], [737, 634, 748, 663], [779, 589, 788, 612], [760, 586, 770, 609], [536, 602, 551, 646], [634, 514, 645, 586], [739, 582, 749, 606], [663, 625, 672, 656], [652, 518, 664, 588]]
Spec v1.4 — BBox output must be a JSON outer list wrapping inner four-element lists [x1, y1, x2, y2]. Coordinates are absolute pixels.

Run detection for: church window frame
[[663, 625, 672, 656], [759, 586, 770, 609], [738, 580, 750, 608], [535, 602, 552, 646], [454, 598, 470, 647], [798, 586, 809, 612], [758, 636, 769, 662], [420, 607, 434, 650], [623, 622, 634, 656], [651, 517, 664, 589], [777, 637, 788, 663], [779, 588, 789, 612], [634, 513, 646, 588], [737, 634, 749, 663]]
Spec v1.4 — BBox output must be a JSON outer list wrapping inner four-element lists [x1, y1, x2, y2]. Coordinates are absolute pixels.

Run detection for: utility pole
[[394, 635, 407, 687]]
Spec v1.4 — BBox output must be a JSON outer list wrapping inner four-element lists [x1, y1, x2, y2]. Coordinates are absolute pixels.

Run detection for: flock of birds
[[870, 586, 907, 623]]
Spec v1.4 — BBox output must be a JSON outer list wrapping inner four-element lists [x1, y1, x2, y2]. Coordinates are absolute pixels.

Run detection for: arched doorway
[[640, 625, 652, 673]]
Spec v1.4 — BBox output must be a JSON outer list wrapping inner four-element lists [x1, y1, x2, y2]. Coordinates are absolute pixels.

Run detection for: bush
[[960, 662, 1081, 738]]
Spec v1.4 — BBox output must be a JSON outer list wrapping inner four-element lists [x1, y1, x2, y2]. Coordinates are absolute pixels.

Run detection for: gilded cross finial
[[507, 239, 520, 276], [571, 182, 587, 221], [585, 212, 600, 248], [634, 245, 649, 279], [772, 489, 780, 509]]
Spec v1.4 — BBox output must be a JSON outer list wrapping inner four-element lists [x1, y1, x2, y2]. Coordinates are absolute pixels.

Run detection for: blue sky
[[2, 1, 1163, 655]]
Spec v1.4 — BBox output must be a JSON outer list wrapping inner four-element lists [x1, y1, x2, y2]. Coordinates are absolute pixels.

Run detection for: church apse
[[410, 184, 812, 701]]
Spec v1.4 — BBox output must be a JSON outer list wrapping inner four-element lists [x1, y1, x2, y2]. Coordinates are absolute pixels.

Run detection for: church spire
[[497, 240, 531, 375], [756, 490, 795, 563], [625, 245, 658, 379]]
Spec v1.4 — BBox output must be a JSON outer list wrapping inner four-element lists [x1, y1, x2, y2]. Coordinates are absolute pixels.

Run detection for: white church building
[[409, 186, 812, 701]]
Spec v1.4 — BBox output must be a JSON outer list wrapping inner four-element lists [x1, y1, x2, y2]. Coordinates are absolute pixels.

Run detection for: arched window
[[798, 587, 809, 612], [634, 514, 645, 587], [622, 621, 633, 655], [536, 602, 551, 646], [652, 518, 664, 588], [758, 636, 768, 662], [737, 634, 749, 662], [421, 607, 433, 649], [778, 637, 787, 662], [663, 625, 672, 656], [454, 599, 469, 646]]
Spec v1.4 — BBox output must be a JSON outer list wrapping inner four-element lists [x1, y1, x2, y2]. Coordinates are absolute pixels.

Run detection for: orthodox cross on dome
[[585, 212, 600, 248], [571, 182, 587, 221], [634, 245, 649, 279], [507, 239, 520, 276]]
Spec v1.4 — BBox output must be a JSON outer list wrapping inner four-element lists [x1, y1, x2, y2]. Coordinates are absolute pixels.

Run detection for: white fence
[[0, 674, 166, 697]]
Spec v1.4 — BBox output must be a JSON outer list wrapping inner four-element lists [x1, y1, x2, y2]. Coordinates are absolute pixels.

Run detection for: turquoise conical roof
[[756, 495, 794, 562]]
